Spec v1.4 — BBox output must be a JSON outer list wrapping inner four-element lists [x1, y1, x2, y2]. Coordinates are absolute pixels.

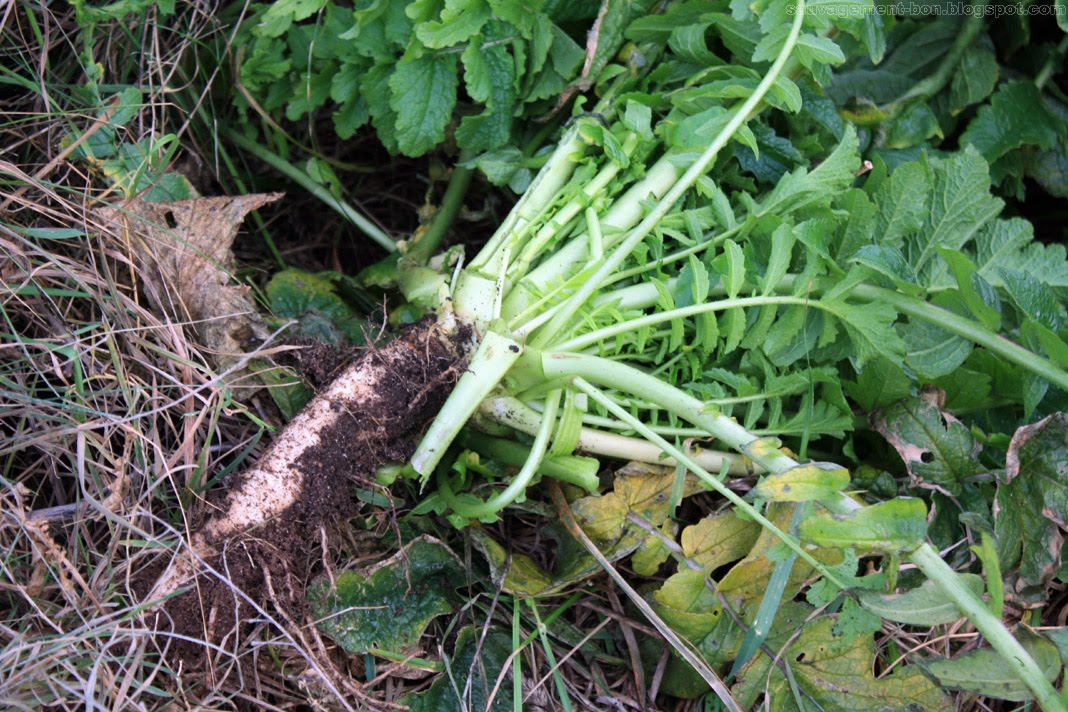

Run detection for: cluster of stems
[[395, 0, 1067, 705]]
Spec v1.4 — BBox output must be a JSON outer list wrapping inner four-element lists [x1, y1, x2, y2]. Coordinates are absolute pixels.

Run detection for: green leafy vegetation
[[6, 0, 1068, 709]]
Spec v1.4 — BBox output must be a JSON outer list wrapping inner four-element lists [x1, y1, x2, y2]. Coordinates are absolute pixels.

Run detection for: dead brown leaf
[[97, 193, 283, 393]]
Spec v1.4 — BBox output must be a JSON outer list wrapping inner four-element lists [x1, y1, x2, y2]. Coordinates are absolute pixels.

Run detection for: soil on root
[[153, 319, 464, 676], [279, 338, 356, 389]]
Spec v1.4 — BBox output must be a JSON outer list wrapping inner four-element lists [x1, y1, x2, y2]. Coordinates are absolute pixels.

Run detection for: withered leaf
[[98, 194, 283, 394]]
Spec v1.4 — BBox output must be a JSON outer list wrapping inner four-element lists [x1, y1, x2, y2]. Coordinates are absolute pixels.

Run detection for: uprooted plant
[[142, 0, 1068, 707]]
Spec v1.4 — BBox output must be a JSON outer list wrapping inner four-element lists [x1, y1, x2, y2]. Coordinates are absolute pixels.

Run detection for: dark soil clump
[[280, 338, 356, 389], [154, 319, 464, 675]]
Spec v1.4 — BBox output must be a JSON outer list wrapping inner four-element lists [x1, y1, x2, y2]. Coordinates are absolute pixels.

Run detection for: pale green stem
[[471, 128, 587, 273], [457, 429, 600, 492], [410, 332, 521, 476], [225, 129, 396, 252], [541, 353, 800, 474], [526, 3, 806, 348], [889, 1, 987, 109], [851, 284, 1068, 393], [548, 355, 1063, 707], [510, 145, 632, 280], [439, 390, 562, 519], [501, 157, 682, 322], [596, 276, 1068, 393], [554, 295, 811, 352], [910, 544, 1066, 712], [407, 162, 474, 265], [481, 397, 755, 475], [600, 222, 744, 288]]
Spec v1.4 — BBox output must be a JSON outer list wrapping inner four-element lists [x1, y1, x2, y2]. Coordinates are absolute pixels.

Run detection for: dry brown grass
[[0, 4, 316, 709]]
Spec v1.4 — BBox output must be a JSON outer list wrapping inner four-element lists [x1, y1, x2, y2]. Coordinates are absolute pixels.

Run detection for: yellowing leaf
[[754, 462, 850, 502], [468, 527, 554, 597], [651, 569, 724, 641], [680, 510, 760, 572], [800, 498, 928, 553], [632, 519, 677, 575], [733, 616, 947, 710], [570, 461, 702, 541], [717, 504, 841, 617]]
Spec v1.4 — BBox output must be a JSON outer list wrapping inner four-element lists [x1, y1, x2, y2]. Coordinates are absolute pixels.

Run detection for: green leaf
[[334, 94, 370, 139], [995, 413, 1068, 605], [845, 356, 911, 412], [900, 316, 972, 380], [622, 100, 653, 139], [754, 462, 850, 502], [266, 268, 368, 344], [960, 81, 1064, 165], [882, 101, 942, 150], [974, 218, 1068, 290], [255, 0, 328, 38], [715, 238, 747, 354], [257, 363, 312, 421], [401, 626, 513, 712], [761, 223, 796, 295], [794, 33, 845, 67], [414, 0, 491, 48], [1029, 137, 1068, 198], [720, 238, 745, 297], [364, 62, 400, 152], [576, 0, 637, 88], [758, 125, 860, 217], [919, 629, 1062, 702], [873, 160, 929, 247], [850, 244, 920, 294], [309, 537, 464, 653], [998, 267, 1066, 331], [872, 388, 984, 496], [457, 31, 518, 152], [820, 298, 905, 366], [906, 148, 1003, 284], [674, 254, 710, 308], [467, 146, 528, 187], [800, 498, 928, 553], [948, 41, 998, 114], [1029, 320, 1068, 369], [938, 247, 1001, 330], [836, 188, 877, 261], [856, 574, 984, 626], [389, 52, 459, 156], [1046, 627, 1068, 665], [669, 23, 719, 66], [487, 0, 542, 36]]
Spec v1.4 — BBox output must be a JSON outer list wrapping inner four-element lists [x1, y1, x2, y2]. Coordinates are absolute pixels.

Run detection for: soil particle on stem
[[154, 319, 464, 673]]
